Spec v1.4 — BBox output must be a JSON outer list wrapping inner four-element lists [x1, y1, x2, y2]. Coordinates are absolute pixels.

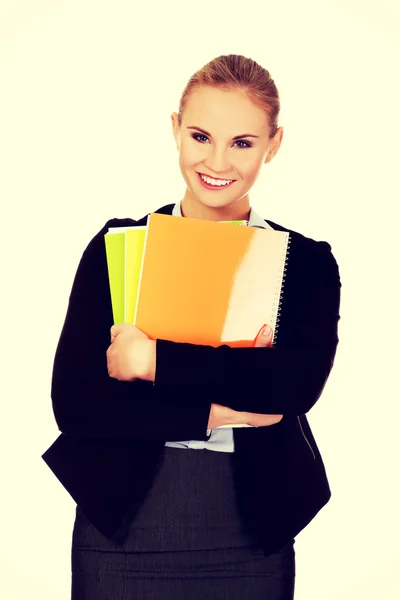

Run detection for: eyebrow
[[187, 126, 259, 140]]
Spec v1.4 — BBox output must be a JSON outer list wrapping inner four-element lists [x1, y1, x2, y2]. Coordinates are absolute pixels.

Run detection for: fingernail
[[263, 325, 271, 336]]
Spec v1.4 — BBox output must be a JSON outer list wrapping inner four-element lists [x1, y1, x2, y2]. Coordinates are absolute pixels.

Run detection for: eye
[[192, 133, 209, 143], [235, 140, 252, 149], [191, 133, 252, 148]]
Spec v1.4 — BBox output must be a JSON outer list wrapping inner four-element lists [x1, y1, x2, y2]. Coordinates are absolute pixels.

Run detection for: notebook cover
[[121, 219, 248, 323], [134, 213, 290, 348], [104, 226, 138, 324], [125, 228, 147, 323], [104, 232, 125, 324]]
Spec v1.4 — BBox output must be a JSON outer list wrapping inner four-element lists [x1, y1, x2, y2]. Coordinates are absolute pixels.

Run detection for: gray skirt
[[71, 445, 295, 599]]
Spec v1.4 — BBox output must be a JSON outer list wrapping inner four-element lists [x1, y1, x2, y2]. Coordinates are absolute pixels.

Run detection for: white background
[[1, 1, 399, 598]]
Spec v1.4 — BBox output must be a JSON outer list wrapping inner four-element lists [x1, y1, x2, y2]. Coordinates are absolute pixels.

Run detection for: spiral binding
[[271, 233, 291, 347]]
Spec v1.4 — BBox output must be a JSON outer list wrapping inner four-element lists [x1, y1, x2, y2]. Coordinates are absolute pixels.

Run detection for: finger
[[110, 324, 120, 342], [130, 326, 150, 339], [110, 323, 132, 343], [254, 324, 273, 348], [111, 323, 129, 333]]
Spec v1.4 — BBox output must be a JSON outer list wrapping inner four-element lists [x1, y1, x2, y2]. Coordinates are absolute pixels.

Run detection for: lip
[[197, 172, 236, 190], [197, 172, 236, 182]]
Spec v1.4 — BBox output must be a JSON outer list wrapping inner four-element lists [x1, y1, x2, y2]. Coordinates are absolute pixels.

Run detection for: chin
[[195, 195, 235, 209]]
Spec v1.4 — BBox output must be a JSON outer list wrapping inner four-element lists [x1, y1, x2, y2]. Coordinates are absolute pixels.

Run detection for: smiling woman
[[170, 58, 284, 222], [42, 53, 341, 600]]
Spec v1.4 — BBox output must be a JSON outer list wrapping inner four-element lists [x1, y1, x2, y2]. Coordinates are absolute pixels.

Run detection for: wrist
[[141, 339, 156, 382], [149, 339, 156, 382]]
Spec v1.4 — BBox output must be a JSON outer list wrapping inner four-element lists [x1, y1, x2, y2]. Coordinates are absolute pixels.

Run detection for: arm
[[50, 220, 213, 441], [154, 240, 341, 416]]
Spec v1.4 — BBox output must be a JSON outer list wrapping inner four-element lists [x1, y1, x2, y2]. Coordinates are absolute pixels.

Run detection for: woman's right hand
[[207, 324, 283, 430]]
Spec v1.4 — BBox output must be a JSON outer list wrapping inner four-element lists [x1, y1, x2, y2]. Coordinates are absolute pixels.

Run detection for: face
[[171, 85, 283, 222]]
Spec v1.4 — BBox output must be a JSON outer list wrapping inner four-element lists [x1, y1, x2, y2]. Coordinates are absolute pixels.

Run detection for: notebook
[[105, 219, 248, 325], [104, 226, 137, 324], [133, 212, 290, 348], [125, 228, 147, 323], [104, 230, 125, 325]]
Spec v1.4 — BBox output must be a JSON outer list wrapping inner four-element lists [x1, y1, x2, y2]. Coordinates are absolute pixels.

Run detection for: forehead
[[183, 86, 269, 134]]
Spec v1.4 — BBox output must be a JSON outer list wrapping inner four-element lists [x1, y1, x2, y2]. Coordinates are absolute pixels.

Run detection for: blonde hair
[[177, 54, 281, 139]]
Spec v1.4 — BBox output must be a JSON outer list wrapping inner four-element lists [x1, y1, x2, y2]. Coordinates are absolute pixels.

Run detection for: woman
[[42, 54, 341, 599]]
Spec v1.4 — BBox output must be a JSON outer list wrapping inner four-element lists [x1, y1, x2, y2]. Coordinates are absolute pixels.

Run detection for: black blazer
[[42, 202, 341, 556]]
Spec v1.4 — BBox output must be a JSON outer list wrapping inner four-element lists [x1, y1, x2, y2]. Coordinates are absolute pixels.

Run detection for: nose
[[204, 146, 231, 176]]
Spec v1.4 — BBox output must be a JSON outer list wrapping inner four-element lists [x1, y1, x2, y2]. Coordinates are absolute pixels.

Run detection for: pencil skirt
[[71, 445, 295, 599]]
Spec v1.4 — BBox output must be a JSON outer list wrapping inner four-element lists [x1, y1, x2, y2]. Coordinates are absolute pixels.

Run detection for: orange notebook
[[133, 213, 290, 348]]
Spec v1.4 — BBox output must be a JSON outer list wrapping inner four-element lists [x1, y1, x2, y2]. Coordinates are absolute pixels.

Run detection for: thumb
[[110, 323, 125, 343], [254, 324, 273, 348]]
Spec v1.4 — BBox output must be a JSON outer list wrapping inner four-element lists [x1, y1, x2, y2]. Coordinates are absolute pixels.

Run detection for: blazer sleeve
[[50, 221, 212, 441], [154, 239, 341, 416]]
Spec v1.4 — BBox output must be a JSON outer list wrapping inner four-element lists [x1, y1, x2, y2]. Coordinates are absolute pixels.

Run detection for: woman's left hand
[[106, 324, 156, 382]]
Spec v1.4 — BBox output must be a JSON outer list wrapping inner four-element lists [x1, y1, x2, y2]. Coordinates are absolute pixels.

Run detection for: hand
[[207, 403, 247, 430], [106, 324, 156, 382], [207, 404, 282, 429], [207, 323, 283, 430], [242, 323, 283, 426]]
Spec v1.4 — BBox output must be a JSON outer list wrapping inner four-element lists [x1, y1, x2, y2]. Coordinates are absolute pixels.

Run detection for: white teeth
[[200, 173, 233, 186]]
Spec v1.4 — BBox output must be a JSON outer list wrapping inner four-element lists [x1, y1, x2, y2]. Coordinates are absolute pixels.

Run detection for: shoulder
[[265, 218, 330, 251], [81, 204, 175, 257], [265, 218, 340, 282], [79, 217, 137, 258], [265, 217, 333, 256]]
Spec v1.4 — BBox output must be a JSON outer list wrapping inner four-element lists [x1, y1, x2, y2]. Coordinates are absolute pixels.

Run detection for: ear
[[264, 127, 284, 164], [171, 112, 180, 150]]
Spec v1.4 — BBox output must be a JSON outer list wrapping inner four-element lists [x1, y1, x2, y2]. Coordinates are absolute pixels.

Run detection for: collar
[[172, 201, 271, 230]]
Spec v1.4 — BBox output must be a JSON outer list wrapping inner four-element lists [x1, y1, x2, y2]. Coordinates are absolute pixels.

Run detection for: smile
[[197, 172, 236, 190]]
